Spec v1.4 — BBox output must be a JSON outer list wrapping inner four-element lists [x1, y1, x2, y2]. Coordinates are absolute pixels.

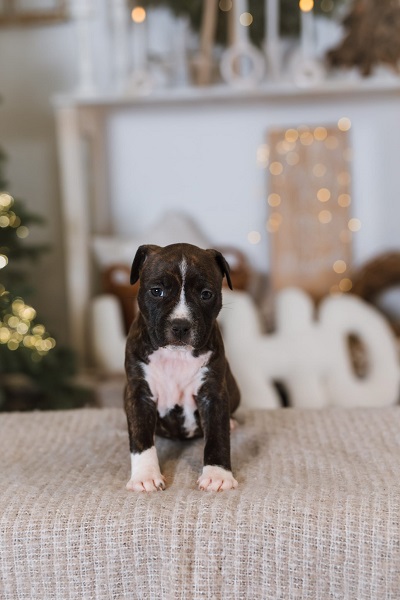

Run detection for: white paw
[[197, 465, 238, 492], [126, 472, 166, 492], [126, 446, 165, 492]]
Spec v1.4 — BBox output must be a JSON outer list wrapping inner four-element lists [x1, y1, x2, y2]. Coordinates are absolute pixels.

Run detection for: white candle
[[265, 0, 281, 79], [131, 5, 148, 73], [300, 1, 315, 60], [266, 0, 279, 43], [233, 0, 249, 43], [172, 16, 190, 87], [111, 0, 130, 91], [70, 0, 96, 94]]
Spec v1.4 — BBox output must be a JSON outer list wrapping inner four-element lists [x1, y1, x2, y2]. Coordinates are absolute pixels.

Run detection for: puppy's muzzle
[[169, 318, 192, 345]]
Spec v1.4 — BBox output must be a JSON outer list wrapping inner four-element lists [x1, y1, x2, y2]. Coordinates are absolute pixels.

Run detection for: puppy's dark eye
[[201, 290, 213, 300], [150, 288, 164, 297]]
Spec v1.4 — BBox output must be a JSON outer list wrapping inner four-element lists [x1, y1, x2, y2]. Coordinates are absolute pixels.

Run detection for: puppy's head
[[130, 243, 232, 350]]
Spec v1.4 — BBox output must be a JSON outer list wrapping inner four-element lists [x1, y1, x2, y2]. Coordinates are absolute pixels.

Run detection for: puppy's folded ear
[[207, 249, 233, 290], [130, 245, 160, 284]]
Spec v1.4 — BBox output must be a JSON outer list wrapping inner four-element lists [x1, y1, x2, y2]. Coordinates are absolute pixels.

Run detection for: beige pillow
[[92, 211, 212, 269]]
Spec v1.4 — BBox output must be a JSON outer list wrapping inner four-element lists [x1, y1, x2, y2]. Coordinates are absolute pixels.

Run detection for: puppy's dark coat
[[124, 243, 240, 492]]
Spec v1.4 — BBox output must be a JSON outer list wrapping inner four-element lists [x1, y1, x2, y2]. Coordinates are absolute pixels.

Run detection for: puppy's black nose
[[171, 319, 191, 338]]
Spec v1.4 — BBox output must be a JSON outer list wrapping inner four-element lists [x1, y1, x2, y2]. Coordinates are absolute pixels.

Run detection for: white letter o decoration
[[219, 288, 400, 409], [319, 294, 400, 408]]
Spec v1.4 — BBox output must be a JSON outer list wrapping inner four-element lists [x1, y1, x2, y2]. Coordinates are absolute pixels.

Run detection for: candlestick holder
[[220, 0, 265, 88], [289, 2, 326, 86], [110, 0, 131, 93], [127, 5, 154, 95]]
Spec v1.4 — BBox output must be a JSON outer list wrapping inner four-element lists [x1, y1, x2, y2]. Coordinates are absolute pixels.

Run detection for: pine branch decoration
[[327, 0, 400, 75]]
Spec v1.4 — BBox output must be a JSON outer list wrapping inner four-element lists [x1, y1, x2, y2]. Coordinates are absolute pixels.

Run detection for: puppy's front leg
[[196, 394, 238, 492], [124, 380, 165, 492]]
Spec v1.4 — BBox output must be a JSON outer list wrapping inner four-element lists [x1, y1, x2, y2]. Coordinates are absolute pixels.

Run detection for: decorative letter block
[[219, 288, 400, 409]]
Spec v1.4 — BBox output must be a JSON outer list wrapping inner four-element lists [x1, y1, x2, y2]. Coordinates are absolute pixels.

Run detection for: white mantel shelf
[[53, 76, 400, 109]]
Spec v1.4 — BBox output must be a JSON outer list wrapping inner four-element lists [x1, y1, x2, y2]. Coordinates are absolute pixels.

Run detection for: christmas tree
[[0, 149, 91, 410]]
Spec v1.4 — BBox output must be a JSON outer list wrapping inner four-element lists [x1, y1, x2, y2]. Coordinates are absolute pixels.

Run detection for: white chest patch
[[142, 346, 212, 436]]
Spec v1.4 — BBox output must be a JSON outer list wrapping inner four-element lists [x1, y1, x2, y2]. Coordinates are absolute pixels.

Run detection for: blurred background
[[1, 0, 400, 410]]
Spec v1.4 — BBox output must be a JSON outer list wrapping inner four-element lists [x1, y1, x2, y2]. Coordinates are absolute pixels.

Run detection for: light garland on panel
[[262, 117, 360, 294]]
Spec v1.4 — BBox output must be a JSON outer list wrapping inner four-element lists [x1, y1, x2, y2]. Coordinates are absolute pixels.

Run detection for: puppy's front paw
[[127, 446, 165, 492], [126, 472, 166, 493], [197, 465, 238, 492]]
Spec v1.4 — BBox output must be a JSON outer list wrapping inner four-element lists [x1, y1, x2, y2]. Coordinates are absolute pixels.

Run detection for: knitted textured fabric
[[1, 407, 399, 599]]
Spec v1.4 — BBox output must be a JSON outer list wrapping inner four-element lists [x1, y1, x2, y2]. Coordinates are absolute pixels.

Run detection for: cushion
[[92, 211, 212, 269]]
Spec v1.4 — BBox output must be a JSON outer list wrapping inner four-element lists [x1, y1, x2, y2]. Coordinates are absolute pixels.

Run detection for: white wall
[[1, 23, 76, 343], [0, 9, 111, 343], [1, 5, 400, 346], [108, 90, 400, 272]]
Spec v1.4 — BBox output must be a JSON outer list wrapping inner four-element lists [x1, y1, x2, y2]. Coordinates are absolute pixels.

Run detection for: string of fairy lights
[[0, 192, 56, 359], [251, 116, 361, 295]]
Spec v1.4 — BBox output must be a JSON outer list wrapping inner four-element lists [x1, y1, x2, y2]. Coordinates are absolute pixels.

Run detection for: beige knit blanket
[[1, 407, 399, 599]]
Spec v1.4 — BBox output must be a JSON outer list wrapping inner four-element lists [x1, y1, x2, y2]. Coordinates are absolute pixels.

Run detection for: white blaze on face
[[170, 258, 191, 321]]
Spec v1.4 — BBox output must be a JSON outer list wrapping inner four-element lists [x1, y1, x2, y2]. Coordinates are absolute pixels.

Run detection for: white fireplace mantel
[[53, 77, 400, 364]]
